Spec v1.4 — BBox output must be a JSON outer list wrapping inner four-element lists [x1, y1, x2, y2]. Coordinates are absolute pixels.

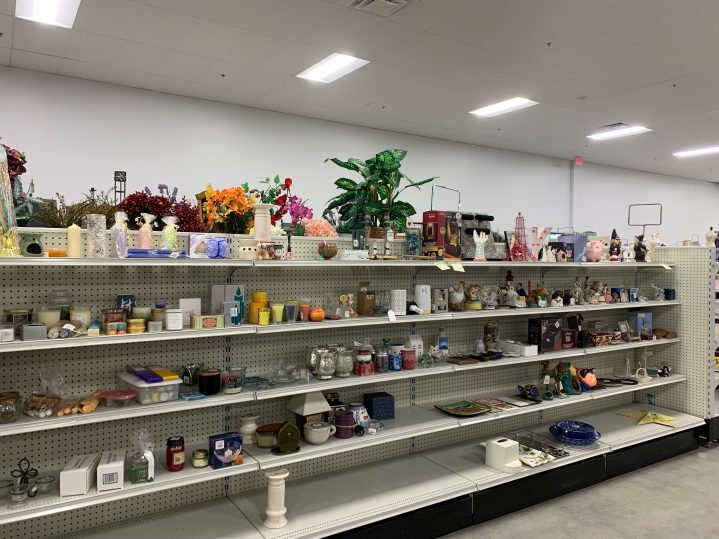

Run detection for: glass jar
[[36, 305, 61, 328], [166, 436, 185, 472], [50, 290, 72, 322], [192, 449, 209, 468], [374, 348, 389, 373], [354, 340, 375, 376], [334, 346, 354, 377], [69, 305, 93, 329], [315, 348, 336, 380], [222, 366, 246, 394], [0, 391, 21, 423], [4, 308, 33, 339]]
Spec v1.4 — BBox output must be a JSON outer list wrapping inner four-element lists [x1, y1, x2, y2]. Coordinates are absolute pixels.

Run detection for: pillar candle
[[67, 224, 82, 257], [248, 302, 262, 324]]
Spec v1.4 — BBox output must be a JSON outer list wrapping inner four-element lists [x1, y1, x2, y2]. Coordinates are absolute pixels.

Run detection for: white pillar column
[[264, 468, 290, 529]]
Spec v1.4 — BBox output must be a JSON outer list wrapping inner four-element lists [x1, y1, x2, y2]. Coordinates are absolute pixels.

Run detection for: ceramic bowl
[[303, 421, 337, 445], [256, 422, 283, 448]]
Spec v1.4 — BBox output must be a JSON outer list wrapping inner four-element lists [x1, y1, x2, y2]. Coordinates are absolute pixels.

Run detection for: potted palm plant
[[323, 149, 435, 236]]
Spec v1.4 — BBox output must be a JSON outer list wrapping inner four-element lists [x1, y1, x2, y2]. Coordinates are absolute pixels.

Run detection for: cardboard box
[[498, 340, 538, 356], [97, 450, 125, 492], [209, 432, 244, 469], [528, 318, 562, 353], [421, 210, 462, 259], [60, 453, 100, 496], [189, 234, 209, 258], [211, 285, 245, 315]]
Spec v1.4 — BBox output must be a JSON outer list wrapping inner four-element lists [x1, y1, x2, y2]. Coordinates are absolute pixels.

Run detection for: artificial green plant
[[322, 149, 435, 233]]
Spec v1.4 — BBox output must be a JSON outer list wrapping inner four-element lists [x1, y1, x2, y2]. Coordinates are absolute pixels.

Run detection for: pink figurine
[[584, 240, 605, 262]]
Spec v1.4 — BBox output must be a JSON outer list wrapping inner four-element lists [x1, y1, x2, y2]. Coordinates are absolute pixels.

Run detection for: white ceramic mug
[[303, 422, 337, 445]]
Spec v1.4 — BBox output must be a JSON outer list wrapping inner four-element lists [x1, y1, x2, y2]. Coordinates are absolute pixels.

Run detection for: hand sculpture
[[473, 230, 488, 262]]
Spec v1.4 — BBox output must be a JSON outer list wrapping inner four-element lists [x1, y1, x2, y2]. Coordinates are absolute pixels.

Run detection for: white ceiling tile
[[293, 8, 380, 57], [175, 20, 249, 61], [154, 51, 252, 87], [57, 58, 109, 81], [225, 68, 293, 94], [180, 82, 226, 101], [0, 13, 12, 44], [128, 0, 210, 18], [529, 0, 624, 19], [94, 67, 149, 89], [214, 88, 265, 107], [12, 19, 71, 56], [575, 0, 678, 31], [66, 32, 171, 73], [10, 49, 61, 74], [74, 0, 195, 50], [0, 0, 12, 15], [205, 0, 341, 41], [251, 94, 298, 114], [0, 46, 10, 65], [262, 42, 329, 75], [139, 74, 190, 95], [221, 31, 293, 68], [391, 0, 540, 44]]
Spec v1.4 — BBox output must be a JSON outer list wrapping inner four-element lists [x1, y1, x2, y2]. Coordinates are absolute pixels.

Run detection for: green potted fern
[[323, 149, 435, 236]]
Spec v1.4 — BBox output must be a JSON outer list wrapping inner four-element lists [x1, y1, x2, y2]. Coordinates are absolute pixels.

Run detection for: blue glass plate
[[552, 420, 599, 440], [549, 424, 601, 446]]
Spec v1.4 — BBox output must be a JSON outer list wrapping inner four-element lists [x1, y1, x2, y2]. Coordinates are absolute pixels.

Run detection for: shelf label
[[660, 263, 671, 270], [434, 261, 450, 271], [451, 262, 465, 272]]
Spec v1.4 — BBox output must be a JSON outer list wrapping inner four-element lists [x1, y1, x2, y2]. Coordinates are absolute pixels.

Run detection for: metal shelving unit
[[0, 237, 709, 539]]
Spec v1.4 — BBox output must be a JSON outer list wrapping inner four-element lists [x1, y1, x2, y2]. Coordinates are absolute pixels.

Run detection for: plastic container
[[117, 371, 181, 405], [165, 309, 183, 331], [98, 389, 137, 407]]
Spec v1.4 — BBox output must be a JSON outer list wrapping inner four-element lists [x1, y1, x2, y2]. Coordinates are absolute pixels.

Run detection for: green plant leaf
[[376, 183, 389, 200], [392, 201, 416, 217], [274, 175, 280, 184], [325, 157, 360, 172], [391, 149, 408, 161], [407, 177, 436, 188], [335, 178, 358, 191], [364, 201, 385, 216], [323, 191, 355, 213]]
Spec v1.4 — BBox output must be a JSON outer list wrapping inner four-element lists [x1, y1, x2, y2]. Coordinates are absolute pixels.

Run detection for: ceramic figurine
[[646, 233, 661, 263], [633, 235, 647, 262], [448, 282, 466, 311], [549, 292, 564, 308], [464, 284, 483, 310], [584, 239, 605, 262], [527, 226, 551, 261], [651, 283, 665, 301], [609, 229, 621, 262], [472, 230, 488, 262], [621, 243, 635, 262], [572, 278, 585, 305], [706, 227, 717, 247]]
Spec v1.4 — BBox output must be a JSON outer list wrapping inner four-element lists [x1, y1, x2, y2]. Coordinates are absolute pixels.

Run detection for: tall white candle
[[67, 224, 82, 257]]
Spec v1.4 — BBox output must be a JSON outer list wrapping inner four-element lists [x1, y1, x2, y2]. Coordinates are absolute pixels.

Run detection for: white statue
[[706, 227, 717, 246], [646, 233, 661, 263], [472, 230, 488, 262]]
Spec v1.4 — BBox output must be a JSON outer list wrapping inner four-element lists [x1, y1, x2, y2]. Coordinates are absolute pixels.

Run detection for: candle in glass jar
[[248, 302, 262, 324], [69, 306, 92, 329], [67, 224, 82, 258], [36, 306, 61, 328]]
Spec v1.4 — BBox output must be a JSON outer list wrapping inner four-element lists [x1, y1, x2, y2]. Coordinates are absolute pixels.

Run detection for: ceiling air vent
[[600, 122, 630, 129], [348, 0, 410, 17]]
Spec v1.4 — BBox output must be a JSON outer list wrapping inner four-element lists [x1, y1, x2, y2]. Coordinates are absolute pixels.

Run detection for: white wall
[[573, 163, 719, 244], [0, 66, 715, 242]]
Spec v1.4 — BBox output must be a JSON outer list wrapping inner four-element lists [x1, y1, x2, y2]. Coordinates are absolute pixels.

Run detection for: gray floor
[[444, 446, 718, 539]]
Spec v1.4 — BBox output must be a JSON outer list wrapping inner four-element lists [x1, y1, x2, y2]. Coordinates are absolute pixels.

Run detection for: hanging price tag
[[660, 263, 671, 270], [451, 262, 465, 272], [387, 310, 397, 322], [434, 261, 450, 271]]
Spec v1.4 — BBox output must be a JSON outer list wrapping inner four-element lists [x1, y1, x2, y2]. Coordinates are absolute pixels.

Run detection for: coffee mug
[[664, 289, 676, 300], [303, 421, 337, 445]]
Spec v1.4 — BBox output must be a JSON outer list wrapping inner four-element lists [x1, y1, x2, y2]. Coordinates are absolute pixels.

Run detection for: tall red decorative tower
[[509, 212, 534, 262]]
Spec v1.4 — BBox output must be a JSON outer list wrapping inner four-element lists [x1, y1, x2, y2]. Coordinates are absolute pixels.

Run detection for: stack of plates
[[549, 420, 601, 446]]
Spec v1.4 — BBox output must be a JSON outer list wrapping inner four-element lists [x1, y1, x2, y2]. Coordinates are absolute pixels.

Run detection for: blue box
[[363, 392, 395, 421], [628, 312, 653, 337], [208, 432, 243, 469]]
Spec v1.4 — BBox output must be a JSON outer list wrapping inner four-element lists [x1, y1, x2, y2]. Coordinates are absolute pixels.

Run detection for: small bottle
[[166, 436, 185, 472], [437, 326, 449, 360]]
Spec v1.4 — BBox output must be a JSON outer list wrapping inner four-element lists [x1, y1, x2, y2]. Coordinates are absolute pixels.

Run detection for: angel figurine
[[646, 233, 661, 263], [472, 230, 488, 262]]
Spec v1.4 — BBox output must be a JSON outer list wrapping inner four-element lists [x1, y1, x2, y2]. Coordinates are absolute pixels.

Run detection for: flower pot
[[239, 413, 260, 445]]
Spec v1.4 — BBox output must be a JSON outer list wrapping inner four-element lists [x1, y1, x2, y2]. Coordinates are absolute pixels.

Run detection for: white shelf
[[0, 325, 257, 353], [0, 257, 675, 269], [424, 375, 687, 427], [0, 453, 259, 526], [73, 499, 263, 539], [538, 403, 705, 450], [422, 435, 609, 492], [231, 455, 476, 539], [245, 406, 457, 469], [0, 257, 254, 267], [254, 362, 454, 400], [451, 338, 680, 372], [0, 391, 255, 438], [0, 301, 679, 354]]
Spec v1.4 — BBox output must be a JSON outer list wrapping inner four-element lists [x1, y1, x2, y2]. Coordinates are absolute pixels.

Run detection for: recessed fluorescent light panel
[[15, 0, 82, 28], [469, 97, 539, 117], [673, 146, 719, 158], [296, 53, 369, 83], [587, 125, 652, 141]]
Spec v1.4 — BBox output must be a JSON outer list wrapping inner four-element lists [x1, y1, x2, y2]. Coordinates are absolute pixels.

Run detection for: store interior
[[0, 1, 718, 538]]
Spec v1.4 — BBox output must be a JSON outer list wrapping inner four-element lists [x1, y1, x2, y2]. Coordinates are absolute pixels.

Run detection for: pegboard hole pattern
[[0, 246, 709, 539]]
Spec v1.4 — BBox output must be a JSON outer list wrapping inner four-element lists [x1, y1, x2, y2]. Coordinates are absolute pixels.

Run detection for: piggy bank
[[584, 240, 605, 262]]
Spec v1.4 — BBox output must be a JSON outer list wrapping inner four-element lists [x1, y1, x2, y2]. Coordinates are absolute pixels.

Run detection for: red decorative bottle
[[166, 436, 185, 472]]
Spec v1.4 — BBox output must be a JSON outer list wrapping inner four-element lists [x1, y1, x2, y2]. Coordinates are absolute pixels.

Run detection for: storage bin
[[117, 371, 181, 405], [363, 391, 395, 420]]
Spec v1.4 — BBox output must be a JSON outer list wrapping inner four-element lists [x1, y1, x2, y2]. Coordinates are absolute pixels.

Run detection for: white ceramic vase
[[253, 203, 274, 243], [239, 413, 260, 445]]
